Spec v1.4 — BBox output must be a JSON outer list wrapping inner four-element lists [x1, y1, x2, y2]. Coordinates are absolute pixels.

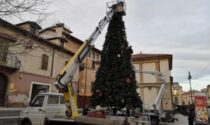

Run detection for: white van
[[19, 93, 66, 125]]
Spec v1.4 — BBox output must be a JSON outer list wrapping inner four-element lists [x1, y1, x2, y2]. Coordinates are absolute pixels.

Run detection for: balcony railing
[[0, 54, 21, 70]]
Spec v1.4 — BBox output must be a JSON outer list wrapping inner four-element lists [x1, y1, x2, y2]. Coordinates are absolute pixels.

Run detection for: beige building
[[172, 82, 183, 105], [39, 23, 101, 108], [182, 90, 197, 105], [132, 54, 173, 111], [0, 19, 100, 107]]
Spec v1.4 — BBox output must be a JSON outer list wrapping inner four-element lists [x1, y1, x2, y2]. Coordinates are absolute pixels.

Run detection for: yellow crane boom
[[54, 0, 126, 118]]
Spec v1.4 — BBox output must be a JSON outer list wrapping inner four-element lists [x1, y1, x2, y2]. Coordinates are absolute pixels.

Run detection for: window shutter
[[92, 51, 95, 59], [92, 60, 95, 69], [41, 54, 49, 70]]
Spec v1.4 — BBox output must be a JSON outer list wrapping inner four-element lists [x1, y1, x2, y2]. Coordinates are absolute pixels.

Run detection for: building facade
[[0, 19, 100, 107], [182, 90, 197, 105], [39, 23, 101, 108], [132, 54, 173, 111], [172, 82, 183, 105]]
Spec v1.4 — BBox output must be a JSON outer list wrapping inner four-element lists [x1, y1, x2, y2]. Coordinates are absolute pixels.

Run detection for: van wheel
[[151, 118, 159, 125], [21, 120, 32, 125], [150, 116, 160, 125]]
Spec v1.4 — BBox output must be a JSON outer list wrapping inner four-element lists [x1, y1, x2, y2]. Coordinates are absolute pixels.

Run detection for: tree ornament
[[96, 89, 100, 93], [120, 44, 125, 49], [125, 77, 131, 84]]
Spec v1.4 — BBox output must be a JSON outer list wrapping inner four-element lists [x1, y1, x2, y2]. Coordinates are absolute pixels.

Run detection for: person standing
[[82, 105, 89, 115], [188, 105, 195, 125]]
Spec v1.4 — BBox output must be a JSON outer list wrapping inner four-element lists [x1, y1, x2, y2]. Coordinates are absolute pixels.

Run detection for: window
[[30, 84, 50, 102], [92, 60, 95, 69], [88, 51, 91, 57], [41, 54, 49, 70], [79, 63, 85, 71], [92, 51, 95, 59], [98, 55, 101, 61], [48, 95, 59, 104], [96, 54, 99, 61], [174, 97, 178, 104], [60, 41, 64, 48], [0, 47, 8, 63], [31, 96, 44, 107], [91, 82, 94, 93], [30, 27, 36, 34]]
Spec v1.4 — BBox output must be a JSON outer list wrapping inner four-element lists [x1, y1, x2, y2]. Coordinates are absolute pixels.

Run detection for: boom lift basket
[[106, 0, 126, 15]]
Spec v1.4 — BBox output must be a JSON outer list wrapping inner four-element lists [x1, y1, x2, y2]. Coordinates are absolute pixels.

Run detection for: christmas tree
[[91, 13, 142, 115]]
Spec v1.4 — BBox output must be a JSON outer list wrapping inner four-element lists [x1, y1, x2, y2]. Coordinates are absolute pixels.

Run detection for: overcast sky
[[7, 0, 210, 91]]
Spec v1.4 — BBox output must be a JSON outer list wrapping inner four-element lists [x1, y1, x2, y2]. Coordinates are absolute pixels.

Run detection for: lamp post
[[188, 72, 193, 104]]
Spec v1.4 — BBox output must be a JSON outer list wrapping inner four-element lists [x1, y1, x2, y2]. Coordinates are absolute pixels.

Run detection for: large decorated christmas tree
[[91, 13, 142, 115]]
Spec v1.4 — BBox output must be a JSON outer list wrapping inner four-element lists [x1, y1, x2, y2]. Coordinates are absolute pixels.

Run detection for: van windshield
[[31, 96, 44, 107]]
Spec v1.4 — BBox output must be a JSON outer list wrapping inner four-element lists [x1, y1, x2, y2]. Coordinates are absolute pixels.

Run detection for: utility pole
[[188, 72, 193, 104]]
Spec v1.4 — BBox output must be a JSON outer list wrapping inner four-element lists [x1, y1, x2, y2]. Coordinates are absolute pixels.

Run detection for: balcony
[[0, 54, 21, 71]]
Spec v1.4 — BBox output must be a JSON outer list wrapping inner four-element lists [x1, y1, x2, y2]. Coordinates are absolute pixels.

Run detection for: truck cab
[[20, 93, 66, 125]]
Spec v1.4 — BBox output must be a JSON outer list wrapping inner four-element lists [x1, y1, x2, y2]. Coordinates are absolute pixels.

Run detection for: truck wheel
[[151, 117, 159, 125], [21, 120, 32, 125], [65, 110, 72, 117]]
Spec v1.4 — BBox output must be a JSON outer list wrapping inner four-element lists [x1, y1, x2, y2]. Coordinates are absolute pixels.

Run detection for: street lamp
[[188, 72, 193, 104]]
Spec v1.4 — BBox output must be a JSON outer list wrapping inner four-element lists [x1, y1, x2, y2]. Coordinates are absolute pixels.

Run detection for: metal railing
[[0, 54, 21, 70]]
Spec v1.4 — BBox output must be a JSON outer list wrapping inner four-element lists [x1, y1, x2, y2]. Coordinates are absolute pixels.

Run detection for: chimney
[[55, 23, 64, 37], [54, 23, 72, 37]]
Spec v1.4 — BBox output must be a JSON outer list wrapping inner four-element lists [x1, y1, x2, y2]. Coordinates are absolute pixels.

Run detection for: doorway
[[30, 82, 50, 102], [0, 74, 7, 106]]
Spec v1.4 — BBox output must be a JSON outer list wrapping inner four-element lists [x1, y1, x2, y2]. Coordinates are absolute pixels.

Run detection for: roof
[[132, 53, 173, 70], [0, 33, 16, 42], [40, 24, 72, 34], [132, 53, 172, 59], [182, 90, 198, 95], [16, 21, 42, 29], [64, 33, 102, 54], [41, 25, 102, 54], [47, 37, 68, 43], [0, 18, 74, 55]]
